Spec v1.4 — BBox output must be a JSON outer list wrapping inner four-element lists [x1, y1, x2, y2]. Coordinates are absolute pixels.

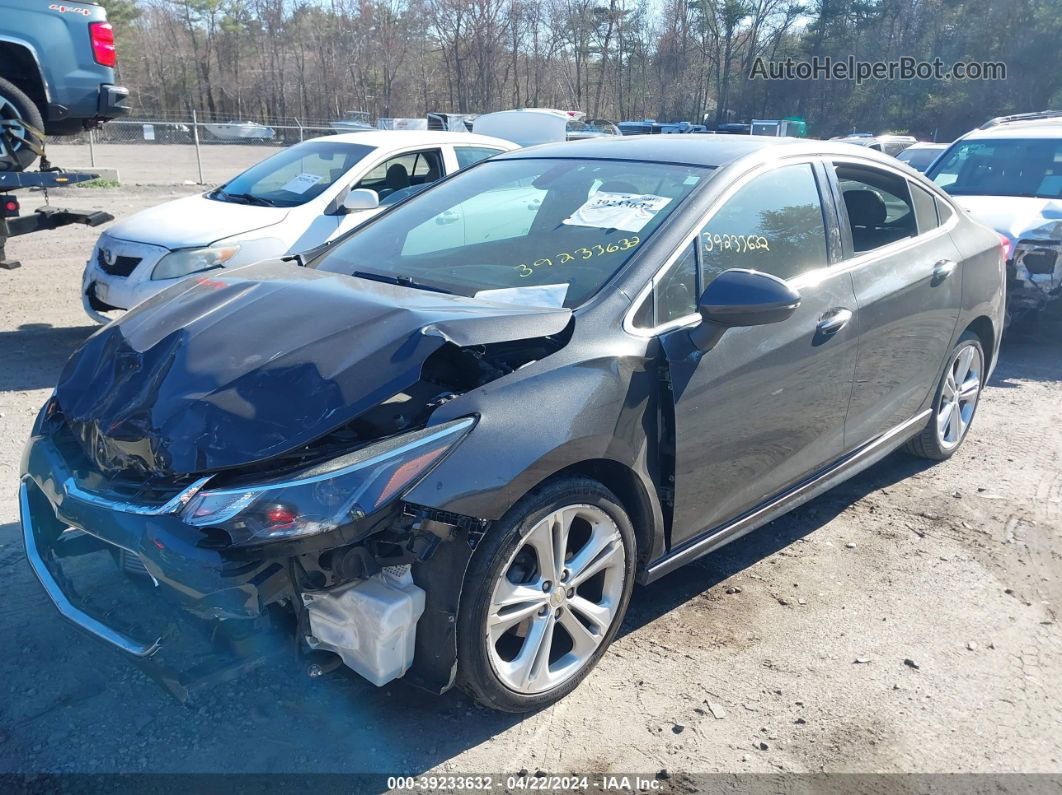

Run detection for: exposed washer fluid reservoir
[[302, 565, 426, 686]]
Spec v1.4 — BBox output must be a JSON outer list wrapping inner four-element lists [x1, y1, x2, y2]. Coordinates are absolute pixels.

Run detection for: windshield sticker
[[475, 283, 569, 308], [562, 192, 672, 233], [702, 233, 770, 254], [281, 173, 324, 194], [514, 235, 640, 278]]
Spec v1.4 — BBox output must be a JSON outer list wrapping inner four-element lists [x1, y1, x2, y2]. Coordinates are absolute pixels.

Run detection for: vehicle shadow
[[990, 333, 1062, 389], [0, 323, 97, 393], [621, 450, 934, 638], [0, 451, 935, 777]]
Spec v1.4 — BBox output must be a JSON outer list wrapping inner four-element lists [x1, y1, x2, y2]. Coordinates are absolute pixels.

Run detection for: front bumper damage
[[1009, 238, 1062, 319], [20, 428, 486, 701], [22, 263, 571, 699]]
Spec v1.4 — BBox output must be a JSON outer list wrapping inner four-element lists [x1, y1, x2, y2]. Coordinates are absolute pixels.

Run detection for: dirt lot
[[46, 142, 285, 186], [1, 185, 1060, 777]]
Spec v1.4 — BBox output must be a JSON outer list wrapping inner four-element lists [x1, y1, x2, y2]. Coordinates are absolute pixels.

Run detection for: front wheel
[[456, 477, 636, 712], [905, 331, 985, 460]]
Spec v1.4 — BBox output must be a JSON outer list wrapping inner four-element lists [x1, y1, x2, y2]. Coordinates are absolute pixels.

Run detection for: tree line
[[102, 0, 1062, 141]]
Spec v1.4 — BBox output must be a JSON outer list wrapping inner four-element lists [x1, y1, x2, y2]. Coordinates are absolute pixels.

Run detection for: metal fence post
[[88, 127, 96, 167], [296, 117, 304, 142], [191, 109, 205, 184]]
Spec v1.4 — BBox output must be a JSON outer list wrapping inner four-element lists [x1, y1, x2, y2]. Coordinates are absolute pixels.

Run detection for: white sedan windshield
[[210, 140, 374, 207]]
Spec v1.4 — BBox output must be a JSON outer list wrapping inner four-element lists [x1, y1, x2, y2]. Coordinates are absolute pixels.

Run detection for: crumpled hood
[[953, 195, 1062, 244], [106, 194, 290, 249], [54, 261, 572, 477]]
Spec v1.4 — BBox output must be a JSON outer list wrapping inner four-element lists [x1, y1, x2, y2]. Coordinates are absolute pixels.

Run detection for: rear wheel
[[905, 332, 985, 460], [456, 477, 636, 712], [0, 77, 45, 172]]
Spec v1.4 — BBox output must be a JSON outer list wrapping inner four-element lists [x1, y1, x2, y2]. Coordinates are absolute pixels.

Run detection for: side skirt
[[640, 409, 931, 584]]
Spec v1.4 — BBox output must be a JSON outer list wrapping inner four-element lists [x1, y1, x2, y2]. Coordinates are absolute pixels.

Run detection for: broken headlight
[[181, 417, 475, 545]]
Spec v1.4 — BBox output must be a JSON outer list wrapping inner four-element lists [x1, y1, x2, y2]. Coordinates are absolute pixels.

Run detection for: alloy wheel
[[936, 344, 983, 450], [486, 504, 626, 694], [0, 95, 28, 159]]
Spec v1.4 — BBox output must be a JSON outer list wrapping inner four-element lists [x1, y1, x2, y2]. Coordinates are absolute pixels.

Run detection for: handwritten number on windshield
[[515, 236, 640, 278]]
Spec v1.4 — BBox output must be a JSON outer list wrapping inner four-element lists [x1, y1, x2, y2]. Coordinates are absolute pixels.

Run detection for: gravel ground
[[45, 143, 286, 186], [1, 185, 1060, 777]]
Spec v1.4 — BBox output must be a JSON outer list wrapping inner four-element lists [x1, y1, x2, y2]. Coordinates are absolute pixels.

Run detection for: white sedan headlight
[[151, 244, 241, 280]]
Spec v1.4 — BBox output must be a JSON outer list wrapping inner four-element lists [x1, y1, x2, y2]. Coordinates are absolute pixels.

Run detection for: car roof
[[319, 130, 518, 150], [491, 134, 910, 169], [962, 119, 1062, 141]]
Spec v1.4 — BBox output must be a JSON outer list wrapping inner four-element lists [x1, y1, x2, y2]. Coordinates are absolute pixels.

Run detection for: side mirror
[[342, 188, 380, 213], [689, 268, 801, 351]]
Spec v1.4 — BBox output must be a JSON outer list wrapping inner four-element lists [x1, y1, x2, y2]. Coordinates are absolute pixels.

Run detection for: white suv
[[925, 111, 1062, 323]]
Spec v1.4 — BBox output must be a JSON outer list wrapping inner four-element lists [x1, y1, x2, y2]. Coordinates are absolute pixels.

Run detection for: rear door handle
[[816, 308, 853, 335], [933, 259, 958, 280]]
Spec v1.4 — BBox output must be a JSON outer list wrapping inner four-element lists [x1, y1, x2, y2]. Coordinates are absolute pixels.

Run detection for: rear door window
[[833, 163, 917, 253]]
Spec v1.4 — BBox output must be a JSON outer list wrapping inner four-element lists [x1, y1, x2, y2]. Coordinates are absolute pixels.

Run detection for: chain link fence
[[46, 111, 342, 186]]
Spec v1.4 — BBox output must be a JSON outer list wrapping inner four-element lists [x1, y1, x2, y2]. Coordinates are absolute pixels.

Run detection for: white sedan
[[82, 130, 517, 322]]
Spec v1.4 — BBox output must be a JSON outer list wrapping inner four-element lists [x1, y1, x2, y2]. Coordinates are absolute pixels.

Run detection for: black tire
[[0, 76, 45, 172], [456, 476, 636, 712], [905, 331, 985, 461]]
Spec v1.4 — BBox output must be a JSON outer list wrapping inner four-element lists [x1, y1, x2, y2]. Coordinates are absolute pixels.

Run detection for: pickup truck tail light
[[89, 22, 117, 67]]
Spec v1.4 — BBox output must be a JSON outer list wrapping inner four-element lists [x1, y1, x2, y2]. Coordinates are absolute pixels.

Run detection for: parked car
[[81, 130, 517, 322], [23, 135, 1004, 712], [832, 133, 917, 157], [0, 0, 130, 171], [330, 110, 374, 133], [895, 142, 948, 172], [203, 120, 276, 142], [427, 112, 478, 132], [565, 119, 621, 140], [925, 110, 1062, 324], [472, 109, 615, 146]]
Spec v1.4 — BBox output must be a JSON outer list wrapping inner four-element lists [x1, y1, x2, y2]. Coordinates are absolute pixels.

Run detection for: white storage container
[[303, 566, 426, 686]]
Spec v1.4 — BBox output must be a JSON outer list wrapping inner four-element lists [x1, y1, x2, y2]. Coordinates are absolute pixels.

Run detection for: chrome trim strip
[[647, 409, 932, 577], [62, 475, 212, 516], [20, 481, 162, 657]]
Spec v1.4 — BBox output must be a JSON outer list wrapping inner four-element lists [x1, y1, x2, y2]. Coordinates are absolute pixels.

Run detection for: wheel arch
[[523, 458, 662, 572], [963, 315, 996, 374], [0, 40, 48, 114]]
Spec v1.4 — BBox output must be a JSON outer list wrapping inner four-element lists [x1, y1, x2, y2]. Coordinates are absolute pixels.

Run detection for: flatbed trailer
[[1, 170, 113, 270]]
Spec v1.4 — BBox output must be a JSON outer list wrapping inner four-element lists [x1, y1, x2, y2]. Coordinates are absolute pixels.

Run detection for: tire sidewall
[[457, 477, 636, 712]]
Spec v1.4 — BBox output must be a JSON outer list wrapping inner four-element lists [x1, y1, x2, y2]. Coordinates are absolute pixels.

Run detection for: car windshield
[[313, 157, 710, 308], [208, 140, 374, 207], [927, 138, 1062, 198]]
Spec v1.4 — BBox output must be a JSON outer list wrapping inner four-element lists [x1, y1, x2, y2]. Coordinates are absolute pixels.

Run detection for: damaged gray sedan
[[21, 136, 1005, 712]]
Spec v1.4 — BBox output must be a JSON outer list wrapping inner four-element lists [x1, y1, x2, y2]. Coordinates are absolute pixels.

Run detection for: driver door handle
[[816, 308, 854, 335], [933, 259, 958, 280]]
